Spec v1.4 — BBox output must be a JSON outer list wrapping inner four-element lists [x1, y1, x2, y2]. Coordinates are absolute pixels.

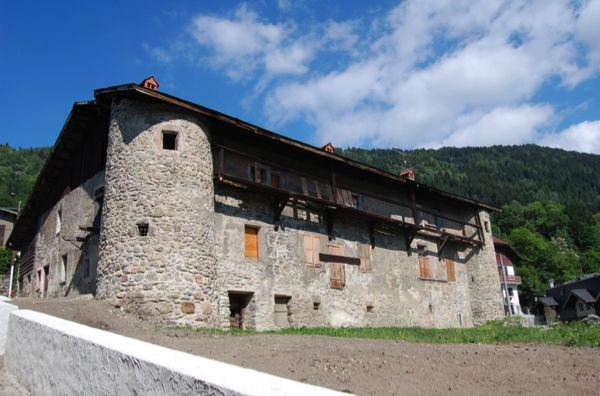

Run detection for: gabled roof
[[539, 296, 558, 306], [493, 236, 523, 261], [563, 289, 596, 308]]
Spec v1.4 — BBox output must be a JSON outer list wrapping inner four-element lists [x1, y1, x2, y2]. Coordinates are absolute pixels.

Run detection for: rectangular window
[[303, 234, 321, 267], [357, 243, 373, 272], [162, 131, 178, 150], [418, 245, 432, 279], [244, 225, 259, 259], [60, 254, 67, 284], [328, 244, 346, 289], [137, 223, 149, 236], [271, 172, 281, 188], [446, 258, 456, 282], [0, 224, 5, 246]]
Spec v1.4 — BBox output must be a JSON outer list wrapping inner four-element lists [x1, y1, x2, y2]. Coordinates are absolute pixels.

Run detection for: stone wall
[[215, 185, 479, 330], [96, 99, 219, 327], [465, 210, 505, 325], [18, 171, 105, 298]]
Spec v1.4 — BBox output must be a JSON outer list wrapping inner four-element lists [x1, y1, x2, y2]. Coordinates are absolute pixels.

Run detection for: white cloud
[[540, 120, 600, 154], [187, 4, 315, 79], [149, 1, 600, 153]]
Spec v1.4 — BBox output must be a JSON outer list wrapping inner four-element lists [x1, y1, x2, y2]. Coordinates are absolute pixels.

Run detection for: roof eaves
[[96, 84, 501, 213]]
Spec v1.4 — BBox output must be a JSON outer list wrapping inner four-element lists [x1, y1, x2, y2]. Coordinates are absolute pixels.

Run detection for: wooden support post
[[273, 196, 289, 231], [437, 235, 450, 258], [405, 229, 416, 256], [409, 188, 419, 226], [218, 146, 224, 180], [369, 223, 376, 248], [331, 172, 337, 204], [325, 210, 335, 241]]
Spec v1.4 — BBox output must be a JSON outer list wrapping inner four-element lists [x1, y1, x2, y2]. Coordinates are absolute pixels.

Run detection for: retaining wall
[[0, 299, 18, 355], [5, 309, 346, 395]]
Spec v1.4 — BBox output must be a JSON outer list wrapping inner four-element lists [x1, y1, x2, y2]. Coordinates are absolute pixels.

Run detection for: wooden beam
[[319, 253, 360, 266]]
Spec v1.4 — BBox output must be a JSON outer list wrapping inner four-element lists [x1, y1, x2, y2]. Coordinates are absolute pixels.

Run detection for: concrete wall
[[18, 171, 105, 298], [0, 300, 18, 355], [5, 309, 345, 396], [97, 99, 220, 327]]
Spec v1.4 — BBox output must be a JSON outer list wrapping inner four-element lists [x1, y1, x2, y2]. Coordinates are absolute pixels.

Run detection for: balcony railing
[[215, 146, 485, 247], [498, 271, 522, 285]]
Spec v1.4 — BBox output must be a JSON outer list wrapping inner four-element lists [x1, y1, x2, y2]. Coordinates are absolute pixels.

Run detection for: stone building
[[7, 78, 505, 330], [0, 208, 18, 247]]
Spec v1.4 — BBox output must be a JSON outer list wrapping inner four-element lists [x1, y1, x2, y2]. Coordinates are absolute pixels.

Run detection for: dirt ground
[[7, 297, 600, 395]]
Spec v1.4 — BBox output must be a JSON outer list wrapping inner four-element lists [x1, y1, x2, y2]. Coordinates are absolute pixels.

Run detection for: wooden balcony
[[498, 270, 522, 285], [215, 146, 485, 252]]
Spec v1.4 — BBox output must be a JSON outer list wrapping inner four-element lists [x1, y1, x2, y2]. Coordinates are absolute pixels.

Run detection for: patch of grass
[[270, 320, 600, 347], [161, 319, 600, 347]]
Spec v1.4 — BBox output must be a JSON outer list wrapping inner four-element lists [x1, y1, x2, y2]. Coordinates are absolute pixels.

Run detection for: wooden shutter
[[446, 259, 456, 282], [304, 234, 321, 267], [271, 173, 281, 188], [328, 245, 346, 289], [244, 226, 259, 259], [358, 243, 372, 272], [418, 256, 431, 279], [0, 224, 5, 246]]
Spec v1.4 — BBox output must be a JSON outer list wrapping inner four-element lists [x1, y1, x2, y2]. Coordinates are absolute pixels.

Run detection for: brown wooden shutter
[[244, 226, 259, 259], [0, 224, 5, 247], [358, 243, 373, 272], [446, 259, 456, 282], [271, 173, 281, 188], [328, 245, 346, 288], [418, 256, 431, 279], [312, 236, 320, 266]]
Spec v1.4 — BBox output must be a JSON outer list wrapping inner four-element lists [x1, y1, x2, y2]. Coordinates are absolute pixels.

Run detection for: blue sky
[[1, 0, 600, 153]]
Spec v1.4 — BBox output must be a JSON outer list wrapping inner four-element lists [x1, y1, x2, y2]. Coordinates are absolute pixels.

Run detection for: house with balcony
[[493, 237, 523, 316], [7, 77, 505, 330]]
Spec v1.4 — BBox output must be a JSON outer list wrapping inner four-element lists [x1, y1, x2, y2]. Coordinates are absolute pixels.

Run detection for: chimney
[[549, 279, 555, 288], [141, 76, 159, 91], [321, 142, 335, 153], [400, 168, 416, 181]]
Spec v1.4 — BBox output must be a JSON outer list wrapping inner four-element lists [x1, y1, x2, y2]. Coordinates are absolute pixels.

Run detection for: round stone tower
[[466, 210, 505, 325], [97, 98, 219, 326]]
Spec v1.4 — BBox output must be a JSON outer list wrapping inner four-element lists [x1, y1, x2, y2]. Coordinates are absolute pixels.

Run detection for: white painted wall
[[0, 299, 18, 355], [5, 309, 348, 395]]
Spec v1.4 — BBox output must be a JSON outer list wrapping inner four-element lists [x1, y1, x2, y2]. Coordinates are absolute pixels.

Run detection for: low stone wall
[[0, 299, 18, 355], [5, 309, 346, 395]]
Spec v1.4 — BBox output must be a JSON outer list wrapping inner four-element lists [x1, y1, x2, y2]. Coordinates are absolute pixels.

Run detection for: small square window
[[137, 222, 149, 236], [313, 302, 320, 311], [162, 131, 178, 150], [367, 305, 374, 313]]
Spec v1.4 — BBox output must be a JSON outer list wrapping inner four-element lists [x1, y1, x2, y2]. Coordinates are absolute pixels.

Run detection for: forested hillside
[[0, 144, 51, 209], [1, 143, 599, 307], [340, 145, 600, 307]]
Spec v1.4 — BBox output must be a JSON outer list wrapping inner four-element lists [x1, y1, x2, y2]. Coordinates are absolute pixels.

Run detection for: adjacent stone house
[[7, 78, 505, 330], [0, 208, 18, 247]]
